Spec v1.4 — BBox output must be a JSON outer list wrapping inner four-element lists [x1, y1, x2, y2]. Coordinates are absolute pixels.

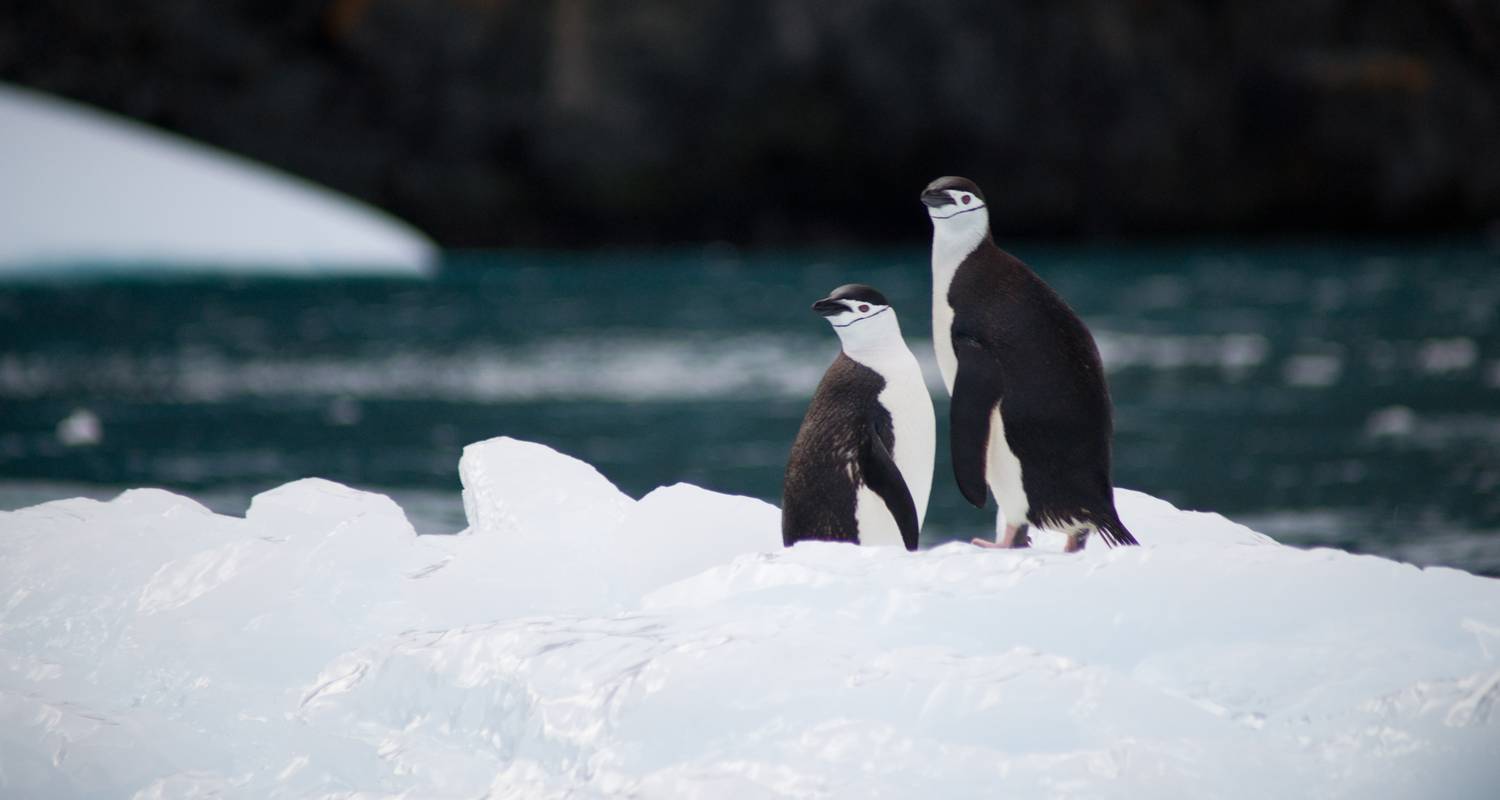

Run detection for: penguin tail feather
[[1096, 514, 1139, 548]]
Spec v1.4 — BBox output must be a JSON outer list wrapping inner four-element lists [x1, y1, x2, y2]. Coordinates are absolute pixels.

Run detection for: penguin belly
[[878, 371, 936, 526], [932, 299, 957, 394], [853, 484, 905, 546], [986, 406, 1029, 530]]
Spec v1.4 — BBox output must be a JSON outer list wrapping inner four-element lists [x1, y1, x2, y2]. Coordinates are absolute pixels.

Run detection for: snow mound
[[0, 83, 434, 275], [2, 437, 1497, 798]]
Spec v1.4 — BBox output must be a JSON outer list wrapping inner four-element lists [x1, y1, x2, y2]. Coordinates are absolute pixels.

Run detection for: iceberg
[[0, 83, 435, 275], [1, 436, 1496, 798]]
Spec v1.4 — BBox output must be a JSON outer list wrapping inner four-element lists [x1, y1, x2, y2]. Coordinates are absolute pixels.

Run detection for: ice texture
[[1, 436, 1497, 798]]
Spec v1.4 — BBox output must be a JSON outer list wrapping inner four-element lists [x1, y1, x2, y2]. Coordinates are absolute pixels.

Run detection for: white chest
[[876, 361, 935, 523], [987, 406, 1028, 528], [932, 295, 956, 395], [929, 218, 985, 399], [846, 349, 936, 546]]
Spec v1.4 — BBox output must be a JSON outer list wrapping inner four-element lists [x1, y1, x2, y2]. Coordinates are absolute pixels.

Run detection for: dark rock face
[[3, 0, 1498, 246]]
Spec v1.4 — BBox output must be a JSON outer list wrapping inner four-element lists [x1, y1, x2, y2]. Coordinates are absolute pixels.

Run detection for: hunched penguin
[[782, 284, 936, 550], [921, 176, 1138, 552]]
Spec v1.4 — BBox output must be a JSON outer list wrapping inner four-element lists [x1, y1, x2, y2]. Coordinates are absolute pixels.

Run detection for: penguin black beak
[[921, 189, 955, 209], [812, 298, 847, 317]]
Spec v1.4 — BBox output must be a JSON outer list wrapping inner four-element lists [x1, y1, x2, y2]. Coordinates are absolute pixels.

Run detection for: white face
[[927, 188, 990, 269], [818, 294, 904, 358]]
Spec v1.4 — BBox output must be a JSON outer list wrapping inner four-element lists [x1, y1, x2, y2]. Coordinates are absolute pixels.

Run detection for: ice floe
[[1, 437, 1497, 798]]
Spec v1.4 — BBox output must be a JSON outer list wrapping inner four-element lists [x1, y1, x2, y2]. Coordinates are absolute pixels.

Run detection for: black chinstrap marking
[[830, 305, 892, 328], [929, 204, 987, 220]]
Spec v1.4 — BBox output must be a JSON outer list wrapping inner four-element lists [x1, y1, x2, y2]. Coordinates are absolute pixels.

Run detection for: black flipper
[[861, 422, 920, 551], [950, 333, 1004, 508]]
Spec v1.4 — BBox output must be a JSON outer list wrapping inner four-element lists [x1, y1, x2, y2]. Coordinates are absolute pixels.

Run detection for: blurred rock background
[[2, 0, 1498, 246]]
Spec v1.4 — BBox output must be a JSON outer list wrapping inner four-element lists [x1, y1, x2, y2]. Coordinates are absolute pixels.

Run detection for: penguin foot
[[972, 524, 1032, 549], [1000, 523, 1031, 548]]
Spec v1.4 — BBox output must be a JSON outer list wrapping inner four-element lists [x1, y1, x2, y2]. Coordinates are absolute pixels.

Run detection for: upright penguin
[[921, 176, 1137, 552], [782, 284, 935, 550]]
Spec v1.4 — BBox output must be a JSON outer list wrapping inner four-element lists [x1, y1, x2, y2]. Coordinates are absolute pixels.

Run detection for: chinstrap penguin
[[922, 176, 1137, 552], [782, 284, 936, 550]]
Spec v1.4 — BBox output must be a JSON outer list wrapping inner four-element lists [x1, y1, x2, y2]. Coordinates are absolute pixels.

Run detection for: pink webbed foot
[[973, 523, 1032, 549]]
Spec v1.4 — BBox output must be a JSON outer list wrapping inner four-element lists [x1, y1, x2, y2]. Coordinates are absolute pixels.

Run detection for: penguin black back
[[782, 354, 901, 546], [949, 243, 1136, 546]]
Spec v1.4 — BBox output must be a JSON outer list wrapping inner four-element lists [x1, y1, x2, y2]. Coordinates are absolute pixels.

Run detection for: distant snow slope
[[0, 83, 434, 275], [1, 437, 1497, 798]]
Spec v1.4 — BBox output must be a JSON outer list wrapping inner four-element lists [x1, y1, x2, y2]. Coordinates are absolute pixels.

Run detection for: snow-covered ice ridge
[[2, 438, 1497, 798]]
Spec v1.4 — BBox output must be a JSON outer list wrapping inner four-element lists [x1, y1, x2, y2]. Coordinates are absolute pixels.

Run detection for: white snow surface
[[2, 436, 1498, 798], [0, 83, 434, 274]]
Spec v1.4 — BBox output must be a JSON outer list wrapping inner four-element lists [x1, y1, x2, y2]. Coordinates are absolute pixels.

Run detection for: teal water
[[2, 242, 1498, 574]]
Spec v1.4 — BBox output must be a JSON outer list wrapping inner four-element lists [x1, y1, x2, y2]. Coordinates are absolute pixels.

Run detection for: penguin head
[[812, 284, 899, 346], [921, 175, 989, 232], [813, 284, 889, 324]]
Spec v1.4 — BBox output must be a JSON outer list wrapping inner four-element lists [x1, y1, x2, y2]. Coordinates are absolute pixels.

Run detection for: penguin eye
[[961, 194, 972, 205], [859, 304, 870, 313]]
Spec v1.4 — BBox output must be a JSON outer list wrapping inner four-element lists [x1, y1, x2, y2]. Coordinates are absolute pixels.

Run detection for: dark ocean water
[[2, 242, 1498, 575]]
